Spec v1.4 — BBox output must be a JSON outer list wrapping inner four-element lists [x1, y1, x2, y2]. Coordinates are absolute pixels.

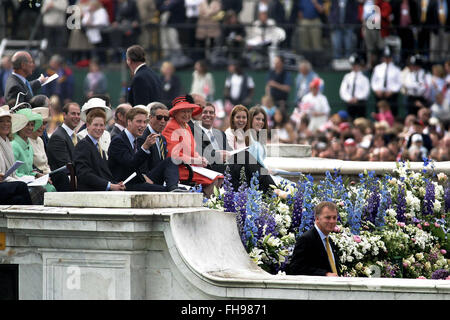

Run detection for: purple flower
[[444, 183, 450, 213], [432, 269, 450, 280], [223, 168, 236, 213], [396, 185, 406, 223], [423, 181, 435, 216]]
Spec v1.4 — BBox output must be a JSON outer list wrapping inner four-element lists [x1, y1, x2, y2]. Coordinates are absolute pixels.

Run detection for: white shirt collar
[[134, 63, 146, 75], [115, 123, 125, 131], [62, 123, 75, 138], [124, 128, 136, 148]]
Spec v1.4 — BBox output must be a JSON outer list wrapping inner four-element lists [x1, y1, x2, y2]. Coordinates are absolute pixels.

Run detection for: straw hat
[[169, 95, 202, 118], [13, 108, 43, 133], [0, 105, 28, 135], [80, 97, 113, 122], [32, 107, 50, 121]]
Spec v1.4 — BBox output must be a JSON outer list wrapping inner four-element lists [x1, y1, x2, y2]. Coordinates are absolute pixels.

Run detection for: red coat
[[162, 118, 219, 185]]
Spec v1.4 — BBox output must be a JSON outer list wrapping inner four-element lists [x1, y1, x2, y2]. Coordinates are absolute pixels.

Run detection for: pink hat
[[170, 95, 202, 117], [309, 77, 322, 89]]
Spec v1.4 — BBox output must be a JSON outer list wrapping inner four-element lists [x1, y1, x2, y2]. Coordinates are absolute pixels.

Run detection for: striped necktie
[[326, 236, 338, 274], [159, 137, 165, 159]]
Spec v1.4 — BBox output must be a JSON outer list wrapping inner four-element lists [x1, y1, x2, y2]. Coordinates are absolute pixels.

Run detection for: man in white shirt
[[402, 55, 427, 116], [223, 60, 255, 106], [339, 54, 370, 119], [371, 47, 402, 117]]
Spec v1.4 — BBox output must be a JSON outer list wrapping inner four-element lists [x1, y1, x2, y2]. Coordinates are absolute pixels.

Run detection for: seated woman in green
[[11, 108, 56, 193]]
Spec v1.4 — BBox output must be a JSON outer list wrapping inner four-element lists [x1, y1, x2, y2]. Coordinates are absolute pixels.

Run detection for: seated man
[[47, 102, 81, 191], [142, 102, 181, 191], [73, 109, 125, 191], [107, 107, 166, 192], [0, 174, 32, 205]]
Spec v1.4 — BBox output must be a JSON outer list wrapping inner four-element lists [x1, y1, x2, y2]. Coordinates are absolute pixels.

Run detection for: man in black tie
[[47, 102, 81, 191], [74, 109, 126, 191], [140, 102, 181, 191], [4, 51, 48, 103], [287, 201, 341, 276], [108, 107, 168, 192]]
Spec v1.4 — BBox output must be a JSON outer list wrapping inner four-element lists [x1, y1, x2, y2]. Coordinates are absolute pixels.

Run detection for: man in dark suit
[[110, 103, 132, 138], [74, 109, 126, 191], [141, 102, 181, 190], [4, 51, 48, 104], [287, 201, 341, 277], [47, 102, 81, 191], [126, 45, 162, 106], [108, 107, 167, 192]]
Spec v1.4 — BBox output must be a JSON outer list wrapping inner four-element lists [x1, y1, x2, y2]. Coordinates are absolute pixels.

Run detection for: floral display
[[205, 160, 450, 279]]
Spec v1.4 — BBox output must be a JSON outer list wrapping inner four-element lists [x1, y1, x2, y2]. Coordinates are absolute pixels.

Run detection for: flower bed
[[204, 160, 450, 279]]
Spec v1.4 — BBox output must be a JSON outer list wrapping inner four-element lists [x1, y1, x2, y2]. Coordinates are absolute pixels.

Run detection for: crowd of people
[[1, 0, 449, 68], [0, 42, 449, 206]]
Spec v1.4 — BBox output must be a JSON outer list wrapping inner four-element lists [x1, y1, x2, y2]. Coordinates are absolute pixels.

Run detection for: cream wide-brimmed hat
[[0, 105, 28, 135], [14, 108, 43, 133], [32, 107, 50, 121], [80, 97, 113, 122]]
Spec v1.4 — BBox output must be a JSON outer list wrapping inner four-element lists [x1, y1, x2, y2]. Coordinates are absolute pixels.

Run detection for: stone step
[[43, 192, 204, 208]]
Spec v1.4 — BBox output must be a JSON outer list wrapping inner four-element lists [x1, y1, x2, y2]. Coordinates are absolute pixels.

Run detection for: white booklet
[[27, 174, 49, 186], [123, 172, 137, 185], [228, 146, 249, 156], [4, 161, 24, 179], [41, 73, 59, 86], [191, 166, 223, 180]]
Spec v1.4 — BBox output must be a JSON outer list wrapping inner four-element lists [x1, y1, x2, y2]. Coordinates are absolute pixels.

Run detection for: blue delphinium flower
[[396, 185, 406, 222], [290, 181, 303, 234], [297, 175, 315, 236], [365, 185, 380, 224], [423, 181, 435, 216], [347, 183, 365, 235], [244, 172, 262, 248], [223, 167, 236, 213], [234, 178, 248, 245], [444, 182, 450, 213], [375, 176, 391, 228]]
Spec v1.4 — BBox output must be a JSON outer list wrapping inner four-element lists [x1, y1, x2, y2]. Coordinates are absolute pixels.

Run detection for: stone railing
[[1, 192, 450, 300]]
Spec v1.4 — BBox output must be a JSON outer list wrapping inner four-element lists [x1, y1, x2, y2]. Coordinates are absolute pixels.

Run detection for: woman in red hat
[[162, 95, 223, 194]]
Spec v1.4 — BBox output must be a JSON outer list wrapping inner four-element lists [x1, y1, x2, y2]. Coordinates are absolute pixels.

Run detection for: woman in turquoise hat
[[11, 108, 56, 193]]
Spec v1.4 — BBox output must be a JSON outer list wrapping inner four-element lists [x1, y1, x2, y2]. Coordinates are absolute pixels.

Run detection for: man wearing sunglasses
[[140, 102, 182, 192]]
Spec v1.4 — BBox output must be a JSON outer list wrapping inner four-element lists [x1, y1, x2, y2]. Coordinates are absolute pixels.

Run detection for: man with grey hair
[[294, 60, 318, 105], [110, 103, 132, 138], [4, 51, 48, 103], [140, 101, 182, 191]]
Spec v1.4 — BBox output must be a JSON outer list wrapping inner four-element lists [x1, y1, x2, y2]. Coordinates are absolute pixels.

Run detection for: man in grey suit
[[47, 102, 81, 191], [4, 51, 48, 104]]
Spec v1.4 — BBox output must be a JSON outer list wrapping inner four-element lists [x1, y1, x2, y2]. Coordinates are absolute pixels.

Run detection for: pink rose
[[424, 222, 430, 227], [397, 222, 405, 227], [334, 226, 341, 233], [440, 249, 447, 255], [353, 235, 361, 243], [435, 223, 441, 228], [417, 224, 422, 229], [403, 262, 409, 268], [411, 238, 416, 242], [417, 276, 427, 279], [446, 276, 450, 280]]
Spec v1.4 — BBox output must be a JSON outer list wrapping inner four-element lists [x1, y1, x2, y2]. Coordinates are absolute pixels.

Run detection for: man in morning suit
[[73, 109, 125, 191], [4, 51, 48, 104], [126, 45, 162, 106], [287, 201, 341, 276], [108, 107, 167, 192], [47, 102, 81, 191]]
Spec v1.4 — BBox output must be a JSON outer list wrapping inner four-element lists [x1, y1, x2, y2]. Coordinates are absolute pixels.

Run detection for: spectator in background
[[300, 77, 330, 133], [110, 103, 132, 137], [105, 0, 141, 62], [339, 54, 370, 119], [297, 0, 325, 53], [190, 59, 215, 101], [196, 0, 222, 60], [371, 46, 402, 117], [157, 0, 187, 62], [328, 0, 359, 60], [371, 99, 395, 127], [83, 59, 107, 100], [41, 0, 69, 55], [391, 0, 419, 63], [159, 61, 183, 107], [0, 56, 12, 105], [221, 9, 246, 60], [270, 108, 297, 144], [185, 0, 202, 60], [42, 54, 74, 105], [426, 64, 447, 104], [136, 0, 160, 63], [428, 0, 450, 63], [294, 60, 319, 107], [68, 0, 94, 63], [361, 0, 391, 69], [265, 55, 292, 117], [402, 54, 427, 115], [430, 92, 450, 121], [81, 0, 110, 62], [223, 60, 255, 107]]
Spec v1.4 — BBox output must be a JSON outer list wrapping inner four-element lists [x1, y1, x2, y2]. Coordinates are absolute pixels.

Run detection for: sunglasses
[[155, 115, 170, 121]]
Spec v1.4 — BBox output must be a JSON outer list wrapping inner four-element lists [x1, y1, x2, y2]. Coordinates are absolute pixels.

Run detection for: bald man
[[110, 103, 132, 138], [4, 51, 48, 104]]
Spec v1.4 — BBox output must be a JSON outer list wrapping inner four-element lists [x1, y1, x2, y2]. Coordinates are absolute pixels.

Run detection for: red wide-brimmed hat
[[169, 95, 202, 117]]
